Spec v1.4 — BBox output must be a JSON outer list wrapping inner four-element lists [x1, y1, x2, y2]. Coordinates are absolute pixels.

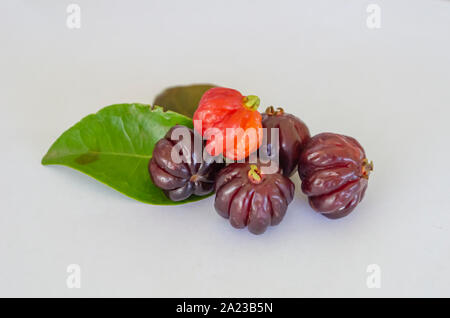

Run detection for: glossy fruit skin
[[214, 162, 295, 235], [298, 133, 373, 219], [193, 87, 263, 161], [261, 106, 310, 177], [149, 125, 225, 201]]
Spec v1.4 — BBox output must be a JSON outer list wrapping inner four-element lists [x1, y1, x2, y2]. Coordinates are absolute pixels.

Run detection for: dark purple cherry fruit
[[149, 125, 225, 201], [298, 133, 373, 219], [261, 106, 310, 177], [214, 162, 295, 235]]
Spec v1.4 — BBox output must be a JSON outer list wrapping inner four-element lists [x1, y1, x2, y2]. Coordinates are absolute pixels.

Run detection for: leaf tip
[[41, 153, 50, 165]]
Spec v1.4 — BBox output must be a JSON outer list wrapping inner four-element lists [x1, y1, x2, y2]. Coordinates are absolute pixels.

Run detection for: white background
[[1, 0, 449, 297]]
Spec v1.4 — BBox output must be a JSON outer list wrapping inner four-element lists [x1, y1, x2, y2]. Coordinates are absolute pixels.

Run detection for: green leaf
[[42, 103, 210, 205], [153, 84, 216, 118]]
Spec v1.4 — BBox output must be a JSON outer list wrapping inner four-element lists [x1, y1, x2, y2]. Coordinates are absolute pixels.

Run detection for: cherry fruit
[[149, 125, 225, 201], [298, 132, 373, 219], [261, 106, 310, 176], [193, 87, 263, 161], [214, 162, 295, 234]]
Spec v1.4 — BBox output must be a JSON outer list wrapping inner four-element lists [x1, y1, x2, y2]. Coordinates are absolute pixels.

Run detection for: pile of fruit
[[42, 84, 373, 235], [149, 87, 373, 234]]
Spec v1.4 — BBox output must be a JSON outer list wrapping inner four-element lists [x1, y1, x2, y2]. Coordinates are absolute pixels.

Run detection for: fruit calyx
[[265, 106, 284, 116], [242, 95, 260, 111], [248, 164, 263, 184], [361, 158, 374, 179]]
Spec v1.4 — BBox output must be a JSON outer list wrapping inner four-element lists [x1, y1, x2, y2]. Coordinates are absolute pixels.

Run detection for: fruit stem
[[265, 106, 275, 115], [243, 95, 260, 111], [248, 164, 263, 184], [275, 107, 284, 115], [265, 106, 284, 116], [361, 159, 374, 179]]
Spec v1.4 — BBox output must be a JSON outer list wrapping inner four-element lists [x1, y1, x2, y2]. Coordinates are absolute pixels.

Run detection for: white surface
[[1, 0, 449, 297]]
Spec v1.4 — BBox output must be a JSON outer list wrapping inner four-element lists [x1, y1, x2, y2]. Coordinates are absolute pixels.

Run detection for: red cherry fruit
[[193, 87, 263, 161], [298, 133, 373, 219]]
